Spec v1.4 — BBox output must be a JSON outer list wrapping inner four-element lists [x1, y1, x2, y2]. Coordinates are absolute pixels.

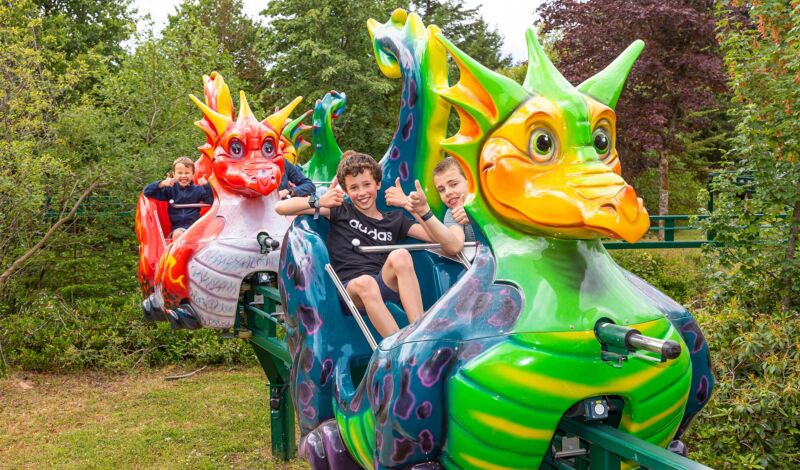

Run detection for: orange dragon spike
[[237, 90, 255, 122], [189, 94, 232, 140], [263, 96, 303, 133], [203, 71, 234, 119]]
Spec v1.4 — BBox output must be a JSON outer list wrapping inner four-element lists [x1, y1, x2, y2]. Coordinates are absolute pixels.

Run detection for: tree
[[165, 0, 266, 91], [538, 0, 728, 233], [411, 0, 510, 70], [0, 0, 108, 300], [258, 0, 403, 158], [33, 0, 136, 96], [704, 1, 800, 312]]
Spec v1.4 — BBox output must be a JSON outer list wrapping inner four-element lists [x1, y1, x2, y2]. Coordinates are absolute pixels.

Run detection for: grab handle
[[594, 321, 681, 366], [169, 199, 212, 209], [352, 240, 477, 253]]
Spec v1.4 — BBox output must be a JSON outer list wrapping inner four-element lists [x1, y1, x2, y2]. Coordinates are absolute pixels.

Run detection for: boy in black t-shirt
[[276, 151, 461, 337]]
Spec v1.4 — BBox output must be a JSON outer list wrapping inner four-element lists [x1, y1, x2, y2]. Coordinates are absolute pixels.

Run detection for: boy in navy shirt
[[143, 156, 213, 239], [278, 160, 316, 198]]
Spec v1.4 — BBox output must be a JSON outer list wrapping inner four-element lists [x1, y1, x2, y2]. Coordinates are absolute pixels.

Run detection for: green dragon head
[[436, 30, 650, 243]]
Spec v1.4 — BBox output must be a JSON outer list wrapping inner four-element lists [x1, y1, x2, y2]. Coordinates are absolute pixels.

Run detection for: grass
[[0, 366, 309, 469]]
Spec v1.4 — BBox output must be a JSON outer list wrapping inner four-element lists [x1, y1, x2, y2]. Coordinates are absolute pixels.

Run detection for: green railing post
[[665, 218, 675, 242]]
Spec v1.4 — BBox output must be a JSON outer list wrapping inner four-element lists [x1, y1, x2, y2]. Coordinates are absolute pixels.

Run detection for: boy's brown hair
[[172, 156, 195, 172], [432, 156, 466, 178], [336, 150, 382, 187]]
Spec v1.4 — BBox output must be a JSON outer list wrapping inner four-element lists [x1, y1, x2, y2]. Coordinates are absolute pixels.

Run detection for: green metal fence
[[603, 215, 711, 250]]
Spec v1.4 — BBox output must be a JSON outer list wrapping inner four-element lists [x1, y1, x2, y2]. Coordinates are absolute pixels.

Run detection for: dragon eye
[[529, 128, 557, 163], [229, 138, 244, 159], [593, 126, 612, 160], [261, 138, 275, 159]]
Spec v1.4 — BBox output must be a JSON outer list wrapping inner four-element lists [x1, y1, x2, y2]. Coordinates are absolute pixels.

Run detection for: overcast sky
[[131, 0, 544, 62]]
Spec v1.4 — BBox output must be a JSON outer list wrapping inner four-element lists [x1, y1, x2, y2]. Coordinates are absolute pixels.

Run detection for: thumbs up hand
[[320, 186, 345, 208], [408, 179, 430, 215], [385, 177, 411, 210]]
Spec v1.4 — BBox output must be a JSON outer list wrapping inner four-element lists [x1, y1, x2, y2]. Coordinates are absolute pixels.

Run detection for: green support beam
[[237, 274, 296, 461], [542, 418, 714, 470]]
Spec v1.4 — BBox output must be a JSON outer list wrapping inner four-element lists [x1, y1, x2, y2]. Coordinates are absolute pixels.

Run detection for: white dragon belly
[[186, 194, 291, 328]]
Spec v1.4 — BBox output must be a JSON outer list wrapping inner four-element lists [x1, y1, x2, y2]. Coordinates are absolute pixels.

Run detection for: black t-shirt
[[327, 202, 414, 283]]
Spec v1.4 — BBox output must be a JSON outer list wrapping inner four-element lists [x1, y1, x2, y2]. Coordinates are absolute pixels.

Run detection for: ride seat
[[144, 195, 213, 242]]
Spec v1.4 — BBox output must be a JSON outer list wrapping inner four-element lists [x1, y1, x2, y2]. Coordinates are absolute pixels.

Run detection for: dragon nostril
[[600, 204, 617, 215]]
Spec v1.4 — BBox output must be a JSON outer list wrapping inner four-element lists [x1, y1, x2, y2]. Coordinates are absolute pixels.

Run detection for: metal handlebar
[[594, 321, 681, 362], [169, 199, 212, 209], [628, 333, 681, 359], [351, 240, 477, 254]]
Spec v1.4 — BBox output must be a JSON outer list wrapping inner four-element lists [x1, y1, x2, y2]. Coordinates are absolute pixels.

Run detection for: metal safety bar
[[324, 263, 378, 351], [352, 240, 478, 254], [153, 210, 167, 250], [169, 199, 212, 209]]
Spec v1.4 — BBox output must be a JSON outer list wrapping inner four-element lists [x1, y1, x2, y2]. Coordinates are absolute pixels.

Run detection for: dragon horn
[[263, 96, 303, 132], [522, 28, 575, 98], [190, 94, 232, 138], [238, 91, 256, 121], [203, 72, 234, 119], [577, 40, 644, 109], [434, 31, 528, 177], [283, 109, 312, 140]]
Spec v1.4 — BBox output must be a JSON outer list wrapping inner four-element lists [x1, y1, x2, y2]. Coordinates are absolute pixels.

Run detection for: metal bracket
[[269, 383, 289, 410], [554, 436, 587, 459]]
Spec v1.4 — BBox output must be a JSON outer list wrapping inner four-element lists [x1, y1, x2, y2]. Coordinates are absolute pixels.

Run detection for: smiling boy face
[[343, 170, 379, 212], [173, 163, 195, 187], [433, 166, 468, 209]]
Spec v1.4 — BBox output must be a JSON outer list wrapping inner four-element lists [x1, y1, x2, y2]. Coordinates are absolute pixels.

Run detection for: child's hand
[[278, 189, 290, 199], [452, 205, 470, 225], [197, 177, 208, 185], [408, 180, 430, 215], [320, 187, 344, 208], [159, 177, 177, 188], [385, 178, 411, 210]]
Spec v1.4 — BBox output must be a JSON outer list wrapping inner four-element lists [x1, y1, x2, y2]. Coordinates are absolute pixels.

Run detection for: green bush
[[633, 168, 706, 216], [690, 299, 800, 468], [610, 249, 707, 305], [0, 292, 255, 371]]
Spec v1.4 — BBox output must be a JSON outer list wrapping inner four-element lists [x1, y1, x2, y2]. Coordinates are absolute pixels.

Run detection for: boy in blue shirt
[[143, 156, 213, 239], [278, 160, 316, 198]]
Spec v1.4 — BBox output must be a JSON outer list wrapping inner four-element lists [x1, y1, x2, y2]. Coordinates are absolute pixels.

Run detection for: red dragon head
[[190, 72, 302, 197]]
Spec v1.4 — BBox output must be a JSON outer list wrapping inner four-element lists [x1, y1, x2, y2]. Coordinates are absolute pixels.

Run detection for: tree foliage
[[258, 0, 400, 158], [166, 0, 266, 90], [537, 0, 728, 221], [33, 0, 136, 95], [538, 0, 727, 176], [692, 301, 800, 468], [259, 0, 512, 159], [703, 0, 800, 313], [411, 0, 510, 70], [0, 0, 107, 303]]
